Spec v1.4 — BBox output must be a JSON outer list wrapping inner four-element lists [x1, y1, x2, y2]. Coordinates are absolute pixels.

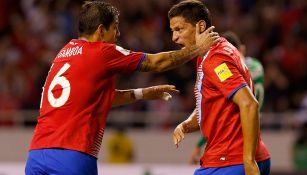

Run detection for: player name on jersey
[[57, 46, 83, 58]]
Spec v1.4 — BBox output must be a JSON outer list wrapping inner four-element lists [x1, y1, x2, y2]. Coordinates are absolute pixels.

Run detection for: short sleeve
[[102, 44, 146, 74], [204, 54, 248, 99]]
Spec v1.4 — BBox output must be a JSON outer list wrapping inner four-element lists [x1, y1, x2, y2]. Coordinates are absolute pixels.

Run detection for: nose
[[172, 32, 179, 43]]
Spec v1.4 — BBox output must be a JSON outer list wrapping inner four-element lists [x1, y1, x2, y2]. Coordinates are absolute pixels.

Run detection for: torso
[[30, 40, 145, 157], [195, 38, 270, 167]]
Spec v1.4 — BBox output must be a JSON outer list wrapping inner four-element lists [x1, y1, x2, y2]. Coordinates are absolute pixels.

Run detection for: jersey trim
[[136, 53, 147, 70], [227, 84, 248, 99], [195, 51, 211, 126]]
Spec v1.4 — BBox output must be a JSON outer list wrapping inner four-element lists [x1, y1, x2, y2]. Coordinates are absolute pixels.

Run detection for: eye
[[177, 28, 184, 33], [174, 27, 181, 32]]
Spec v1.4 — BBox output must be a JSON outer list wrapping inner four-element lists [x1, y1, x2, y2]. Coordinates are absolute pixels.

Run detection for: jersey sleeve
[[205, 54, 248, 99], [102, 44, 146, 74]]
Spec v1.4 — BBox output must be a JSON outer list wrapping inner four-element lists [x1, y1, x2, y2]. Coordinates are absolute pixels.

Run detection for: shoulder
[[210, 38, 238, 57], [99, 43, 132, 56], [204, 38, 239, 65], [204, 39, 239, 64], [82, 41, 116, 51]]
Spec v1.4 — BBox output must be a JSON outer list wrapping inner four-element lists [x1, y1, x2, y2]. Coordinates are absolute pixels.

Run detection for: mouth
[[178, 43, 185, 49]]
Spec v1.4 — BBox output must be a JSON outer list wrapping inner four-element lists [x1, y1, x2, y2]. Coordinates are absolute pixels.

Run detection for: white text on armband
[[57, 46, 83, 58]]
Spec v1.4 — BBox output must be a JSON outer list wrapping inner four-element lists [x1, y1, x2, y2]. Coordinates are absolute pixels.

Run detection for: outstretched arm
[[232, 86, 260, 175], [112, 85, 179, 107], [172, 109, 200, 148], [139, 26, 219, 72]]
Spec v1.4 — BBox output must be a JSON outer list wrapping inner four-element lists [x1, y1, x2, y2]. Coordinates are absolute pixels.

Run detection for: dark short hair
[[168, 0, 212, 28], [78, 1, 119, 36], [222, 31, 241, 48]]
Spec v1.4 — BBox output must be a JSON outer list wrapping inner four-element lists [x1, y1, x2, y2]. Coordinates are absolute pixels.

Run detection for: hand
[[195, 25, 220, 52], [244, 160, 261, 175], [142, 85, 179, 101], [189, 147, 201, 165], [173, 122, 188, 148]]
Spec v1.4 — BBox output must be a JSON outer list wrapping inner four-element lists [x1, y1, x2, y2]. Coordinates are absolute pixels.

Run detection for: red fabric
[[30, 40, 145, 157], [195, 38, 270, 167]]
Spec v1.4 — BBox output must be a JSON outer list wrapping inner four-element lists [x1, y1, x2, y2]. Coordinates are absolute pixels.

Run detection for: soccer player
[[169, 1, 270, 175], [188, 31, 265, 165], [25, 1, 219, 175]]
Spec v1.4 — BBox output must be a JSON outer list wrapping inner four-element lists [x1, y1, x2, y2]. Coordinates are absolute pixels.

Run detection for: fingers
[[196, 24, 215, 35], [210, 32, 219, 37], [204, 26, 215, 34], [154, 85, 180, 94], [210, 32, 220, 44], [172, 135, 179, 148], [173, 125, 185, 148], [173, 134, 183, 148], [162, 92, 172, 101], [142, 84, 179, 100]]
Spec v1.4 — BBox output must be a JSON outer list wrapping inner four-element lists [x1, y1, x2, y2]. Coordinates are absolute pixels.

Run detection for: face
[[103, 17, 120, 43], [170, 16, 196, 48]]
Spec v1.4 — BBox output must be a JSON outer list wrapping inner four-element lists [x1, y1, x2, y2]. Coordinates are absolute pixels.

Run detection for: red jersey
[[194, 38, 270, 167], [30, 39, 145, 157]]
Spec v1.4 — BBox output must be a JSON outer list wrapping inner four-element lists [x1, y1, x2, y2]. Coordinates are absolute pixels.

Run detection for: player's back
[[30, 40, 115, 156], [30, 39, 144, 157]]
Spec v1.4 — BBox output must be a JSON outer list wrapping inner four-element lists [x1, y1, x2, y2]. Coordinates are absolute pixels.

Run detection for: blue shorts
[[25, 148, 98, 175], [194, 159, 271, 175]]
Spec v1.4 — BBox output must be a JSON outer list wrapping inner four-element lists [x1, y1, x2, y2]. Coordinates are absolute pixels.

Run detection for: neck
[[78, 37, 89, 42], [78, 34, 100, 42]]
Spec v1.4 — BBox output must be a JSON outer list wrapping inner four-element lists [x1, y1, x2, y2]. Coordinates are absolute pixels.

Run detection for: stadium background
[[0, 0, 306, 174]]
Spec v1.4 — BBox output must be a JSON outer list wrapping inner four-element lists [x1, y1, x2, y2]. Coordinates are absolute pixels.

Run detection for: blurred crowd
[[0, 0, 306, 121]]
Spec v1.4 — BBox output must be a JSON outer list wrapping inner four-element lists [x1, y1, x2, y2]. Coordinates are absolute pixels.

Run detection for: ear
[[198, 20, 206, 33], [97, 24, 105, 38]]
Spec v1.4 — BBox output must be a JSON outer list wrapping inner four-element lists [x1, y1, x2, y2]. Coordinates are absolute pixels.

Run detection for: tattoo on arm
[[139, 45, 201, 72], [167, 45, 201, 66], [139, 55, 151, 72]]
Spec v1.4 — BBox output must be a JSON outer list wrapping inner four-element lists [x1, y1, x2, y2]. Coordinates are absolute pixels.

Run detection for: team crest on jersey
[[214, 63, 233, 82]]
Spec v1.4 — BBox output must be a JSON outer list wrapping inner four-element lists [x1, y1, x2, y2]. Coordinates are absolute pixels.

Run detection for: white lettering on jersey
[[57, 46, 83, 58], [69, 42, 77, 45], [47, 63, 71, 108], [116, 45, 130, 56]]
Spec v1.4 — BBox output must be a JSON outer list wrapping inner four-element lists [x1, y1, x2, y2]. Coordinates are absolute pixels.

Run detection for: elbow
[[240, 98, 259, 111]]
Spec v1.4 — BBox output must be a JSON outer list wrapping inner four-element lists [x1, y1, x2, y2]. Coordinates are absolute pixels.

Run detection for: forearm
[[112, 85, 178, 107], [139, 26, 219, 72], [112, 89, 137, 107], [173, 109, 200, 147], [182, 109, 200, 133], [141, 46, 202, 72], [240, 102, 260, 162], [233, 87, 260, 175]]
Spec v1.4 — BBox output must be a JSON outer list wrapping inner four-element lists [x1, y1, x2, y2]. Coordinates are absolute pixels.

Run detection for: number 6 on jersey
[[42, 63, 71, 108]]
